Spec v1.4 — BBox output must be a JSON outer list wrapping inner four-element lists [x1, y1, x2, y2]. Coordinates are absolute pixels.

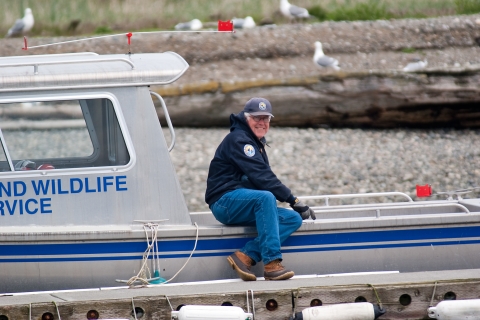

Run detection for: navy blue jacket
[[205, 112, 295, 206]]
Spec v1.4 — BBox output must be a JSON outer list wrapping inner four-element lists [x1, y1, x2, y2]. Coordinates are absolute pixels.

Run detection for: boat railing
[[0, 52, 99, 59], [310, 203, 470, 218], [299, 192, 471, 217], [150, 91, 176, 151], [190, 192, 473, 225], [0, 57, 135, 75], [435, 187, 480, 200], [298, 192, 413, 206]]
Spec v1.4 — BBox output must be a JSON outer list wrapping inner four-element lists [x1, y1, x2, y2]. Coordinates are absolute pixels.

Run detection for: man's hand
[[291, 199, 316, 220]]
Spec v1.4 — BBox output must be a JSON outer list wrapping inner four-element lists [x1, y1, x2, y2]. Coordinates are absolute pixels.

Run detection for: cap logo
[[244, 144, 255, 157], [258, 102, 266, 110]]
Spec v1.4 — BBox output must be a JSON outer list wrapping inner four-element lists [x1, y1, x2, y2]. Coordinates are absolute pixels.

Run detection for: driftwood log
[[153, 66, 480, 128]]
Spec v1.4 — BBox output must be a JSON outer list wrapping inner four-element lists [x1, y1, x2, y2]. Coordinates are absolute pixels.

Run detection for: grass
[[401, 47, 417, 53], [0, 0, 476, 37], [455, 0, 480, 14], [325, 0, 394, 21]]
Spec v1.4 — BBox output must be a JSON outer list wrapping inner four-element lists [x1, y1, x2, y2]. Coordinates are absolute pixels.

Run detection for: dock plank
[[2, 269, 480, 319]]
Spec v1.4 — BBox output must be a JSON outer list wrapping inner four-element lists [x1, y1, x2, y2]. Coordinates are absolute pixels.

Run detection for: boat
[[1, 49, 480, 297]]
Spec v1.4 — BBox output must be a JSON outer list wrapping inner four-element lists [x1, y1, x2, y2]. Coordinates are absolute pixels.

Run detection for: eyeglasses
[[249, 115, 271, 123]]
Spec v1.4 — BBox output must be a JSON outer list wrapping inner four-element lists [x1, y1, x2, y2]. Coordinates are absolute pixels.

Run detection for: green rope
[[53, 301, 61, 320], [367, 284, 383, 309]]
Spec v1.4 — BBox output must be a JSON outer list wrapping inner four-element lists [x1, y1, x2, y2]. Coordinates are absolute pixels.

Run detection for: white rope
[[246, 290, 250, 314], [160, 222, 199, 284], [250, 290, 256, 320], [132, 297, 138, 320], [24, 30, 233, 50], [118, 222, 199, 287], [155, 230, 161, 274], [125, 223, 158, 287], [165, 295, 174, 311]]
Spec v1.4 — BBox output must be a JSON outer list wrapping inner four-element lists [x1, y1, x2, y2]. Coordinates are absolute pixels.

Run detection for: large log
[[153, 66, 480, 128]]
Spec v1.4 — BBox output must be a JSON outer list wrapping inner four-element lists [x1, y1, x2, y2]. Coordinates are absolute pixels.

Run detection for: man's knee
[[294, 213, 303, 228], [278, 207, 303, 228], [254, 190, 277, 206]]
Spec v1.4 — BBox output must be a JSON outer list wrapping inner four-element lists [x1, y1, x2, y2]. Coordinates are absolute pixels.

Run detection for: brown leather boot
[[227, 251, 256, 281], [264, 259, 294, 280]]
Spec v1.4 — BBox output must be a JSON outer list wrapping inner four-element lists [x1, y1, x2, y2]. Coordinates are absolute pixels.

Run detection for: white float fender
[[289, 302, 386, 320], [428, 299, 480, 319], [170, 305, 253, 320]]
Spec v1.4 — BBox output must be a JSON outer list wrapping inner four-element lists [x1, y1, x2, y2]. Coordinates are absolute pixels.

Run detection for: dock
[[1, 268, 480, 319]]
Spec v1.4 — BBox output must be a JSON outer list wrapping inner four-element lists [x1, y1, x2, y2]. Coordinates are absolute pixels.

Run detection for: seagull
[[174, 19, 203, 31], [232, 16, 256, 29], [280, 0, 310, 20], [5, 8, 34, 38], [313, 41, 340, 71], [402, 58, 428, 72]]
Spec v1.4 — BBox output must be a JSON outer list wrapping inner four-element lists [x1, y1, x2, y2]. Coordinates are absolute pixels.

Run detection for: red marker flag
[[416, 184, 432, 197], [218, 20, 233, 32]]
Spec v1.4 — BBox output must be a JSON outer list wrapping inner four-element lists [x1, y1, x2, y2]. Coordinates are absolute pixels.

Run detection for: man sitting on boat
[[205, 97, 316, 281]]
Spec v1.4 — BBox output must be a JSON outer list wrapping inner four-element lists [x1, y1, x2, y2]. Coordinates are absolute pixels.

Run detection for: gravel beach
[[167, 127, 480, 212]]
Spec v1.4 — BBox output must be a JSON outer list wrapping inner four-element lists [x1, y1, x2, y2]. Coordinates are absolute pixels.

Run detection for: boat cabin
[[0, 52, 191, 226]]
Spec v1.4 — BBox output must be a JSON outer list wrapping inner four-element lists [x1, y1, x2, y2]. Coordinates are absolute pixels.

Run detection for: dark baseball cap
[[243, 97, 274, 117]]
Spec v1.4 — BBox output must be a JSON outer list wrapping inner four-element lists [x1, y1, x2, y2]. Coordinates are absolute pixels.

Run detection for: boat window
[[0, 98, 130, 171]]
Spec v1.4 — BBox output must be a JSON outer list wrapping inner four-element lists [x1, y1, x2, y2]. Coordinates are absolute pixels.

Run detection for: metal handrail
[[311, 203, 470, 217], [298, 192, 413, 206], [310, 199, 456, 211], [150, 91, 176, 152], [435, 188, 480, 200], [0, 57, 135, 75]]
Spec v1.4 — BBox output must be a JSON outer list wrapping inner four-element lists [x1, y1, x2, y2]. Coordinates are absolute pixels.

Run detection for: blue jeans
[[210, 188, 303, 265]]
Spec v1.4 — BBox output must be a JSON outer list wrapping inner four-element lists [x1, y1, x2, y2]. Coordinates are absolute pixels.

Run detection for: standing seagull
[[5, 8, 34, 38], [174, 19, 203, 31], [313, 41, 340, 71], [280, 0, 310, 20]]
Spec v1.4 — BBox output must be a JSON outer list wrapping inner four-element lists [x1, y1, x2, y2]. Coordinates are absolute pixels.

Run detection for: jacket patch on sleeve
[[244, 144, 255, 157]]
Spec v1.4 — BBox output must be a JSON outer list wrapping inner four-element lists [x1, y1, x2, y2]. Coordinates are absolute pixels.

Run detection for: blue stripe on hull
[[2, 239, 480, 263], [282, 225, 480, 247], [1, 226, 480, 262], [0, 237, 247, 255]]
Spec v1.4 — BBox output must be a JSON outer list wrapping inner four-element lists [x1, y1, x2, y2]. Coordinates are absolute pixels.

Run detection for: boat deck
[[2, 268, 480, 319]]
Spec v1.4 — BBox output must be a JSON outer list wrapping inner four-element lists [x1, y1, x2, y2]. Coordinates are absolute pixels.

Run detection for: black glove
[[290, 198, 316, 220]]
